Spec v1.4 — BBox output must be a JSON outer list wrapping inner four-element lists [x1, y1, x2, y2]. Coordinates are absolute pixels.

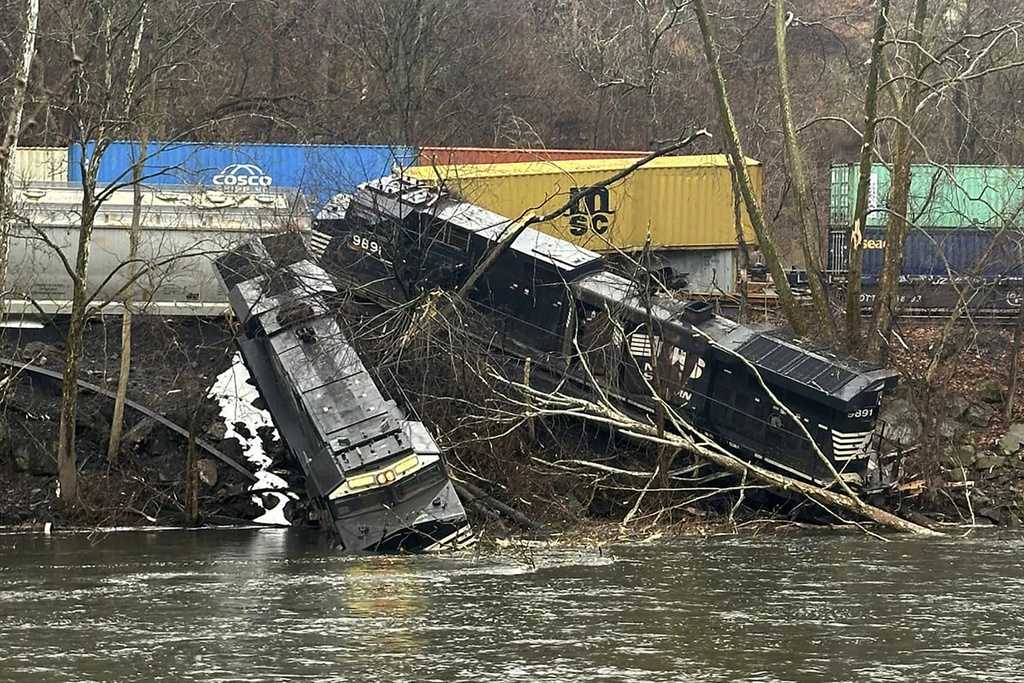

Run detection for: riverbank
[[884, 325, 1024, 527], [0, 318, 279, 529], [2, 317, 1023, 536]]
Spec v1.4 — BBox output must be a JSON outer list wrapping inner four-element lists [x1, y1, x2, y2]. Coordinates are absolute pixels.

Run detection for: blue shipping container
[[830, 227, 1024, 283], [68, 141, 417, 207]]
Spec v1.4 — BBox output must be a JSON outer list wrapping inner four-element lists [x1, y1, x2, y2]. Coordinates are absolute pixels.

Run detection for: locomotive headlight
[[346, 473, 375, 490], [329, 455, 423, 500]]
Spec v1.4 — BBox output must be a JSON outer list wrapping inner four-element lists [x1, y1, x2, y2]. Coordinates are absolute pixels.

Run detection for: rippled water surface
[[1, 528, 1022, 682]]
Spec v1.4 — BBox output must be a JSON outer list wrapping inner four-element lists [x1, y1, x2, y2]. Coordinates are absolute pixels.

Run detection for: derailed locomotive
[[215, 235, 472, 552], [314, 176, 901, 490]]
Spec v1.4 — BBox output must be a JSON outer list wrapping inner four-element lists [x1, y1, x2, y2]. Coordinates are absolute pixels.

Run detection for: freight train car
[[3, 182, 308, 317], [404, 155, 761, 294], [9, 147, 68, 182], [827, 163, 1024, 315], [69, 142, 417, 208], [215, 236, 472, 552], [316, 177, 899, 490]]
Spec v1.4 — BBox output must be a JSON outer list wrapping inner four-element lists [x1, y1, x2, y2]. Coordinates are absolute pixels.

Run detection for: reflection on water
[[1, 528, 1023, 682]]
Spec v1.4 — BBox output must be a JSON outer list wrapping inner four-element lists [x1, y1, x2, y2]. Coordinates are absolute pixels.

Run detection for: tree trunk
[[107, 137, 148, 462], [57, 201, 96, 506], [692, 0, 806, 335], [185, 424, 199, 526], [0, 0, 40, 315], [868, 0, 929, 360], [773, 0, 833, 338], [844, 0, 890, 352], [730, 162, 750, 321]]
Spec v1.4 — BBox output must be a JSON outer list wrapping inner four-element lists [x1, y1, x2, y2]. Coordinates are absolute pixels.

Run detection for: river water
[[1, 528, 1022, 682]]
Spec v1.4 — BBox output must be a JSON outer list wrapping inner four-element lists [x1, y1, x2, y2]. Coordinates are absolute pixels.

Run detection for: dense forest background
[[3, 0, 1023, 242]]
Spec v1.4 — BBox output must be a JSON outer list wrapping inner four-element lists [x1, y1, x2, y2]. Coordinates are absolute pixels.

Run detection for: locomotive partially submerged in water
[[314, 176, 901, 490], [215, 235, 472, 552]]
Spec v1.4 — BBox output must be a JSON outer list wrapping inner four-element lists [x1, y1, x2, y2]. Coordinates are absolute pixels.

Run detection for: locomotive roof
[[351, 176, 605, 275], [573, 270, 898, 407], [219, 250, 421, 489], [431, 199, 604, 273], [734, 333, 899, 405]]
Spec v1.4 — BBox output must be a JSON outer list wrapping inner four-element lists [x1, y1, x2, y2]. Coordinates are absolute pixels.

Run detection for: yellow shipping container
[[406, 154, 761, 251], [11, 147, 68, 182]]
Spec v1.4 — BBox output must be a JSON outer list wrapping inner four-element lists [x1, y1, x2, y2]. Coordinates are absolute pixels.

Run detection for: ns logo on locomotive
[[314, 175, 900, 491]]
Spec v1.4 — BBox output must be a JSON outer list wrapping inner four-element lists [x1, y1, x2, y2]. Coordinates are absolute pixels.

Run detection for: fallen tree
[[381, 287, 940, 538]]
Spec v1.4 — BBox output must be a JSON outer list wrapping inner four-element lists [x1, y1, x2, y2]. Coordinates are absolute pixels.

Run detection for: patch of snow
[[207, 353, 296, 526]]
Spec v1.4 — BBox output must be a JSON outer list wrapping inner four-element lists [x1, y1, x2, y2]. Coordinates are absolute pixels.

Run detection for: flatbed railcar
[[214, 234, 472, 552], [314, 177, 901, 490]]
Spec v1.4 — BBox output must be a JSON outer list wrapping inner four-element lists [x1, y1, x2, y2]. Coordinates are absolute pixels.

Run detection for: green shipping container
[[829, 163, 1024, 230]]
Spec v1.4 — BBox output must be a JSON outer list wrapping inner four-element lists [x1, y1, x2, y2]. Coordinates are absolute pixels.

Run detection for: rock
[[196, 459, 218, 488], [945, 395, 970, 419], [205, 421, 227, 441], [13, 441, 58, 476], [976, 506, 1006, 526], [941, 444, 976, 467], [936, 417, 963, 441], [974, 454, 1008, 470], [945, 467, 970, 483], [964, 403, 993, 429], [879, 398, 922, 447], [151, 454, 181, 484], [75, 402, 111, 450], [19, 341, 61, 366], [978, 381, 1006, 404], [998, 423, 1024, 456], [217, 483, 247, 500], [218, 437, 245, 463], [122, 417, 156, 450]]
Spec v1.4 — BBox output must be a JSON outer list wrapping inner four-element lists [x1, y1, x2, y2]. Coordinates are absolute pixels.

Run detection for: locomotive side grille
[[308, 229, 332, 262], [831, 429, 873, 460], [628, 332, 653, 358]]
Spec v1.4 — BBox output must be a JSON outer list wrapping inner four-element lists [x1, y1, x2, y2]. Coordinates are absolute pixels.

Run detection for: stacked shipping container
[[67, 142, 417, 207], [406, 155, 761, 293], [828, 163, 1024, 282], [415, 146, 647, 166], [9, 147, 68, 182]]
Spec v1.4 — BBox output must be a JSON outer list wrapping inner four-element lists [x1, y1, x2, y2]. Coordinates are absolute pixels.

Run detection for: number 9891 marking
[[349, 234, 382, 255]]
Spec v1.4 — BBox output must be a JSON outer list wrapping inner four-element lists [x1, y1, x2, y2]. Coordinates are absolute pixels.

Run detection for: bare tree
[[106, 135, 148, 463], [843, 0, 890, 352], [0, 0, 39, 314], [562, 0, 688, 146], [692, 0, 806, 335], [772, 0, 833, 338]]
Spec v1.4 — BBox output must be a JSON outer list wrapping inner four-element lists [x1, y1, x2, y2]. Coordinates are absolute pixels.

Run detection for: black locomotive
[[314, 176, 900, 489], [215, 234, 472, 552]]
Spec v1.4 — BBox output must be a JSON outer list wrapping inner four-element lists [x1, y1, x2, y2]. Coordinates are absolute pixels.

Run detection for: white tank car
[[3, 182, 309, 317]]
